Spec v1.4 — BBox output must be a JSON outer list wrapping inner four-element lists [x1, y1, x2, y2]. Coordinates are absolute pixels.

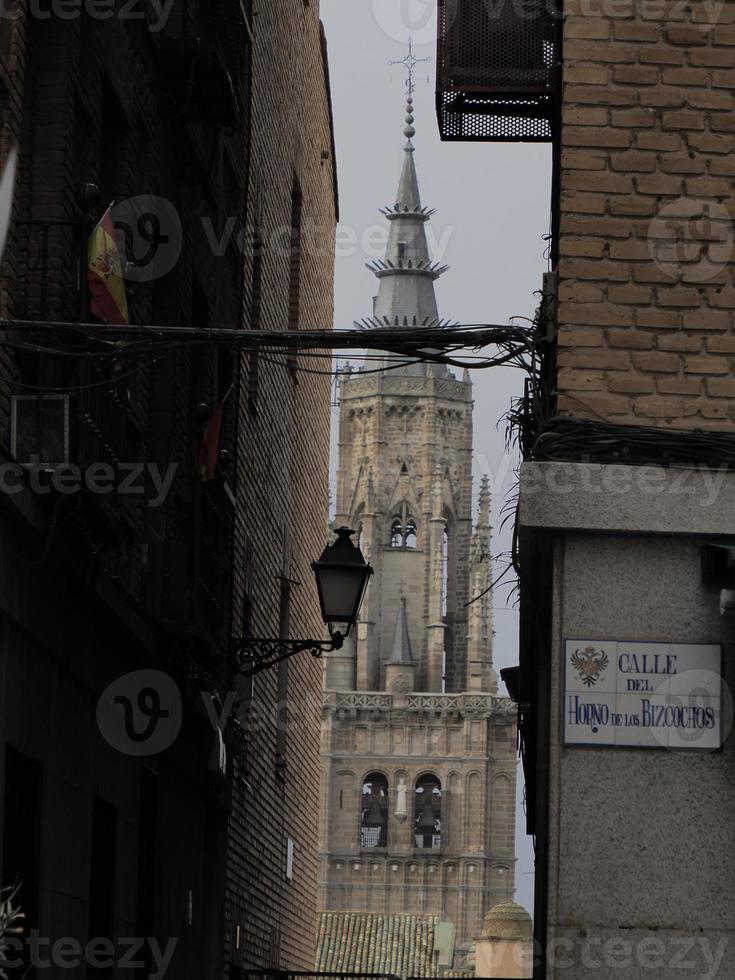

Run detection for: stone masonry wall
[[319, 697, 518, 960], [558, 0, 735, 429]]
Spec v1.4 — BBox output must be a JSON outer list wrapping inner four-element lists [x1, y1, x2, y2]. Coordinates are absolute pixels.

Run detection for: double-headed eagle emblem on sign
[[570, 645, 609, 687]]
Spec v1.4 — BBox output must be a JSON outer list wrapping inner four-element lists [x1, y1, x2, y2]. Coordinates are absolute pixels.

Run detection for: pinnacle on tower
[[471, 477, 492, 564], [389, 596, 414, 664], [478, 475, 491, 529]]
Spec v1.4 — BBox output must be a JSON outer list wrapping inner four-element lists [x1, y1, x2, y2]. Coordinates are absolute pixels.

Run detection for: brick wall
[[558, 0, 735, 429], [227, 0, 337, 971], [0, 3, 334, 978], [0, 0, 336, 972]]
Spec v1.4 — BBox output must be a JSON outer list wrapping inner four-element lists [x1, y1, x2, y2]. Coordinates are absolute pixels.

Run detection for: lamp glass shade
[[313, 527, 373, 631]]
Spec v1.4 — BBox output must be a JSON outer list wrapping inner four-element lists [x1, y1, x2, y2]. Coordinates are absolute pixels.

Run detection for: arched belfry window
[[361, 772, 389, 848], [389, 502, 417, 549], [414, 774, 442, 849]]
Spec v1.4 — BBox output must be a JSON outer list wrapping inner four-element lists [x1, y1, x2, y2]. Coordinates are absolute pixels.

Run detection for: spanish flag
[[197, 400, 224, 482], [87, 203, 129, 325]]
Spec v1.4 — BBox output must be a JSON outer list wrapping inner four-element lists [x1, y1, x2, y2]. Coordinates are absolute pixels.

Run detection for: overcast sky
[[320, 0, 552, 915]]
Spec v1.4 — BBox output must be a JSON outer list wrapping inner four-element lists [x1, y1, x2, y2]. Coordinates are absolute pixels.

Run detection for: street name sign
[[563, 639, 722, 750]]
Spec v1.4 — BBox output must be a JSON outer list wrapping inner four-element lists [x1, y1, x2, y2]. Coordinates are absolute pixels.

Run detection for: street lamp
[[233, 526, 373, 677]]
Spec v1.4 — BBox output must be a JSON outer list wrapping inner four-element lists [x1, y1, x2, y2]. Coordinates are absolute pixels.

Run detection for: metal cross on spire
[[388, 38, 431, 100]]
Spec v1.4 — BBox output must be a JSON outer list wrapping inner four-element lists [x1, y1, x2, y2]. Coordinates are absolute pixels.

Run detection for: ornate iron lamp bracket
[[232, 633, 344, 677]]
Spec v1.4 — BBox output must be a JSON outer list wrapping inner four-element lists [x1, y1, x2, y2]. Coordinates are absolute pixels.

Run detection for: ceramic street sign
[[563, 640, 722, 750]]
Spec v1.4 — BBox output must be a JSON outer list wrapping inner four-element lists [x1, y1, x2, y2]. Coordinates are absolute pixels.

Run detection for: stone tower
[[319, 89, 518, 965]]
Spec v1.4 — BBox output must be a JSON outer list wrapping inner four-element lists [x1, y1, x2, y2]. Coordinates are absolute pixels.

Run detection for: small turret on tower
[[467, 476, 497, 693], [385, 595, 416, 700]]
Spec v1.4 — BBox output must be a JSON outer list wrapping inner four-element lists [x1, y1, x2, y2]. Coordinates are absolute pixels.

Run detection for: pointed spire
[[364, 55, 455, 378], [431, 464, 443, 520], [467, 475, 496, 693], [478, 475, 491, 530], [366, 466, 377, 512], [389, 596, 414, 663], [396, 129, 421, 211], [471, 476, 492, 563]]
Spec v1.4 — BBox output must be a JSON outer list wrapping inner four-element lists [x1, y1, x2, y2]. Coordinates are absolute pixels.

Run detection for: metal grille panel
[[436, 0, 561, 142]]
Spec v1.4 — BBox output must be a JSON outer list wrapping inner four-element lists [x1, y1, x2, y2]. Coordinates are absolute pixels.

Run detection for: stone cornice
[[341, 374, 471, 401], [322, 690, 515, 717]]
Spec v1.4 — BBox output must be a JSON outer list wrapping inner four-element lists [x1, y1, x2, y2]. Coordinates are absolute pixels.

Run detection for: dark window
[[216, 347, 235, 481], [275, 581, 291, 775], [2, 746, 42, 980], [248, 224, 264, 412], [11, 394, 69, 466], [87, 796, 117, 978], [361, 772, 388, 848], [100, 78, 129, 202], [135, 768, 157, 979], [414, 774, 442, 849], [236, 594, 255, 709], [286, 179, 302, 378]]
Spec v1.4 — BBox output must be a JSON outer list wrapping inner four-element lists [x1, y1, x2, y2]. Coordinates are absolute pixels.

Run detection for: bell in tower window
[[389, 502, 417, 549]]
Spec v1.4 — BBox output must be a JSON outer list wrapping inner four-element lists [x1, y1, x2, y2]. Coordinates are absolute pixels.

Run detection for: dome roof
[[482, 903, 533, 941]]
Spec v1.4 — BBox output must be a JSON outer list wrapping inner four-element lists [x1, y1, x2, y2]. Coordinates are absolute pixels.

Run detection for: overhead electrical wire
[[0, 319, 533, 360]]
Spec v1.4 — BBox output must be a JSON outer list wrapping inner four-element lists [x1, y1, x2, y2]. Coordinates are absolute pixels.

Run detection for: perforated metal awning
[[436, 0, 561, 142]]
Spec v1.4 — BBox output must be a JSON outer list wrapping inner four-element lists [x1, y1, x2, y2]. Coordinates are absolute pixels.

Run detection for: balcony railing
[[324, 691, 514, 714]]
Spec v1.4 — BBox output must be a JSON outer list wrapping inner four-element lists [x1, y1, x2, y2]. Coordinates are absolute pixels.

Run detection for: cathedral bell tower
[[319, 76, 518, 966]]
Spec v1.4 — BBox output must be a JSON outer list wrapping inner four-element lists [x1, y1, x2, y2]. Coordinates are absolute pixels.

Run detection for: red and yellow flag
[[197, 401, 224, 482], [87, 203, 129, 325]]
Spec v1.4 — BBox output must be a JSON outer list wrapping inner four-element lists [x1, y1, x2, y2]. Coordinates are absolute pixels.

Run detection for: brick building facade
[[0, 2, 336, 977], [229, 0, 337, 971], [436, 0, 735, 976], [557, 0, 735, 428]]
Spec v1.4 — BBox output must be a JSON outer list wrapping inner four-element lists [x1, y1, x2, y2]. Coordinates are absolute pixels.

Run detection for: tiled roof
[[315, 911, 440, 978]]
